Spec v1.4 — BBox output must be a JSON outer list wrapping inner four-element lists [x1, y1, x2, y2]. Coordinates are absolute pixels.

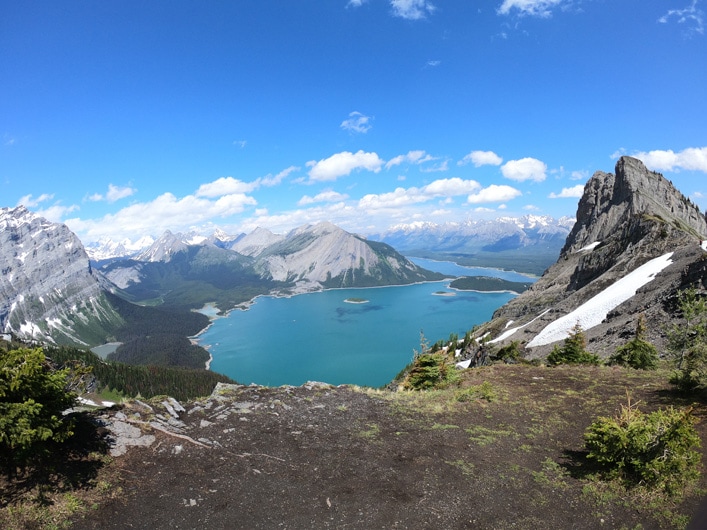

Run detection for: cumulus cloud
[[423, 177, 481, 196], [549, 184, 584, 199], [298, 190, 349, 205], [232, 140, 247, 148], [37, 204, 79, 223], [497, 0, 565, 17], [347, 0, 366, 7], [391, 0, 436, 20], [385, 150, 434, 169], [16, 193, 54, 208], [358, 177, 481, 210], [196, 166, 299, 198], [306, 150, 384, 182], [196, 177, 258, 198], [458, 150, 503, 167], [626, 147, 707, 173], [86, 184, 136, 204], [261, 166, 300, 187], [658, 0, 704, 35], [341, 111, 373, 134], [66, 191, 257, 241], [500, 157, 547, 182], [467, 184, 522, 204]]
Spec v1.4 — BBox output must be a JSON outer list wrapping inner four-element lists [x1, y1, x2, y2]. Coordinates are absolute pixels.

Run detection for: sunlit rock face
[[478, 157, 707, 358], [0, 206, 122, 345]]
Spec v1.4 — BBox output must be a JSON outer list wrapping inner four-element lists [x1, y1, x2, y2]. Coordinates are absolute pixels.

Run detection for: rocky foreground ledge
[[72, 366, 706, 530]]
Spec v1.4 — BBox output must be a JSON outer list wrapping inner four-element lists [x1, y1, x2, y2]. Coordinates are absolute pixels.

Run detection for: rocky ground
[[39, 364, 705, 530]]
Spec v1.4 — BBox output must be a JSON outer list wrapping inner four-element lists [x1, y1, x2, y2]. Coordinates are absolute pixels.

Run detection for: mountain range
[[0, 212, 442, 354], [86, 215, 574, 276], [371, 214, 575, 275], [4, 156, 705, 370]]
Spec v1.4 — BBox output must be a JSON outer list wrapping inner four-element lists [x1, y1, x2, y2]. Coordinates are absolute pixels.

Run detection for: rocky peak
[[0, 206, 121, 345], [476, 157, 707, 358], [562, 156, 707, 255]]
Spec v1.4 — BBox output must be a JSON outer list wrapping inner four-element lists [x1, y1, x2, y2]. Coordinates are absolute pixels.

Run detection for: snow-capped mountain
[[84, 235, 155, 261], [374, 215, 575, 254], [229, 226, 285, 257], [136, 230, 209, 262]]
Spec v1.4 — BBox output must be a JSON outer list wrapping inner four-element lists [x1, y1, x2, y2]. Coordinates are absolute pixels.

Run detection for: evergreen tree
[[667, 287, 707, 391], [608, 315, 659, 370], [0, 348, 76, 475], [546, 323, 600, 365]]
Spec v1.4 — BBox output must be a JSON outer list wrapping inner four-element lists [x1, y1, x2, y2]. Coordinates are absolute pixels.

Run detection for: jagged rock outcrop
[[476, 157, 707, 358], [0, 206, 124, 345]]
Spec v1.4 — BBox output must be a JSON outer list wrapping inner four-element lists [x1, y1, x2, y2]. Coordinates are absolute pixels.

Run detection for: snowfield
[[526, 252, 674, 348]]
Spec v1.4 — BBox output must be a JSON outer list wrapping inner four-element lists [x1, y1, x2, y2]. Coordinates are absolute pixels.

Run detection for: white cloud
[[501, 157, 547, 182], [549, 184, 584, 199], [658, 0, 704, 35], [420, 160, 449, 173], [570, 170, 589, 181], [260, 166, 300, 187], [66, 191, 257, 241], [37, 204, 79, 223], [232, 140, 247, 149], [298, 190, 349, 205], [358, 177, 481, 210], [385, 150, 433, 169], [458, 150, 503, 167], [341, 111, 373, 134], [423, 177, 481, 196], [391, 0, 436, 20], [106, 184, 136, 203], [347, 0, 366, 7], [523, 204, 540, 211], [196, 177, 258, 198], [627, 147, 707, 173], [17, 193, 54, 208], [467, 184, 522, 204], [497, 0, 565, 18], [196, 166, 299, 198], [359, 187, 427, 210], [306, 150, 384, 182]]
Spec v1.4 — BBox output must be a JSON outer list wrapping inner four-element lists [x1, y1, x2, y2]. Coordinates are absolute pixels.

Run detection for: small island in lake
[[344, 297, 369, 304], [432, 291, 456, 297], [449, 276, 533, 294]]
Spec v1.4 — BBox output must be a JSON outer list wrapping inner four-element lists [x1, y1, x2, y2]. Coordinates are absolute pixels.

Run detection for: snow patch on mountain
[[527, 252, 674, 348]]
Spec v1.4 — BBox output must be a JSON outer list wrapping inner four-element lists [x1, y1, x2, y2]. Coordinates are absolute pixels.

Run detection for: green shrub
[[0, 348, 77, 475], [455, 381, 498, 403], [608, 315, 659, 370], [584, 397, 701, 495], [493, 341, 522, 363], [546, 324, 600, 365], [404, 353, 459, 390]]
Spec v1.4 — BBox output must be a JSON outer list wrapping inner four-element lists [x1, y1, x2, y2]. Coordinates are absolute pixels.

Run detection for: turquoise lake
[[199, 259, 532, 388]]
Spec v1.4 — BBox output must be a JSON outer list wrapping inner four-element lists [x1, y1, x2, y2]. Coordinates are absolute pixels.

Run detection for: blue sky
[[2, 0, 706, 244]]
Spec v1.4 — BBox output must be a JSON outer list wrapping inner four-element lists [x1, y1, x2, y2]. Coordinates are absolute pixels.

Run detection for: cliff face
[[480, 157, 707, 357], [0, 206, 123, 346]]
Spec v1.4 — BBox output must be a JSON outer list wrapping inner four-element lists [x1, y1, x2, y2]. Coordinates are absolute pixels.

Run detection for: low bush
[[584, 397, 701, 495]]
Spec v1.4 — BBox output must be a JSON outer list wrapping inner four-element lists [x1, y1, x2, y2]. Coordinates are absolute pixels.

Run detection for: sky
[[2, 0, 706, 245]]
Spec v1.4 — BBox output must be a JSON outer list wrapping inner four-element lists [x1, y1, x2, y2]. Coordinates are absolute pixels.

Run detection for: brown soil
[[4, 364, 707, 529]]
